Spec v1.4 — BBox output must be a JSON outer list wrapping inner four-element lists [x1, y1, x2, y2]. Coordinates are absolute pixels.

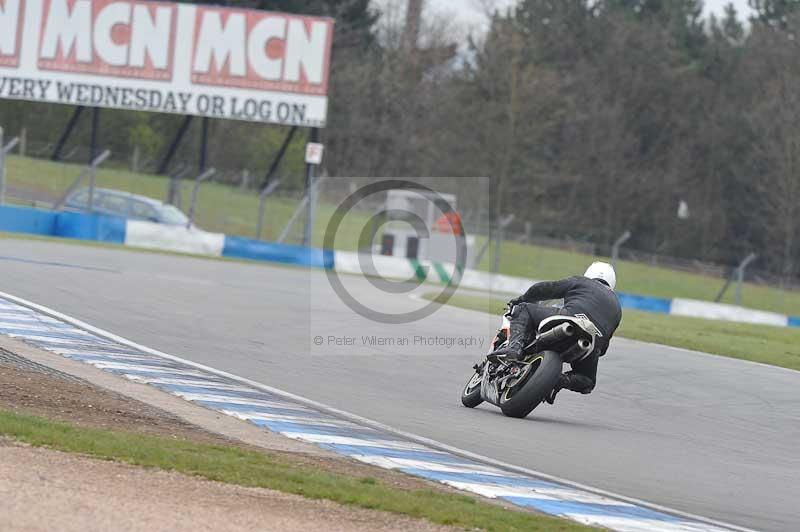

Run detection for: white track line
[[0, 289, 755, 532]]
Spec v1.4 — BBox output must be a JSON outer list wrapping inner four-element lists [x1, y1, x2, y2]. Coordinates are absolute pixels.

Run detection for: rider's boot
[[490, 305, 531, 361], [546, 372, 596, 404]]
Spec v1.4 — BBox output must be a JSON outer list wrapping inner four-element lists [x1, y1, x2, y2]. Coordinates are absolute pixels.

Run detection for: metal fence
[[0, 132, 310, 241], [1, 131, 798, 290]]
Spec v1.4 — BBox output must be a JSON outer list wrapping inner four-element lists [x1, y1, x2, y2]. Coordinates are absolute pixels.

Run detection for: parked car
[[63, 188, 193, 227]]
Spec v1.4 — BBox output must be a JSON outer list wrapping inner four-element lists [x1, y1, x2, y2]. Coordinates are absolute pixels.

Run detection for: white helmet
[[584, 261, 616, 290]]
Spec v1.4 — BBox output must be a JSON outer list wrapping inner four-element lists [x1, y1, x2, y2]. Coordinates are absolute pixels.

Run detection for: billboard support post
[[199, 117, 210, 172], [261, 126, 298, 191], [158, 116, 194, 175], [166, 165, 190, 207], [90, 107, 100, 164], [52, 107, 85, 162], [303, 128, 321, 248]]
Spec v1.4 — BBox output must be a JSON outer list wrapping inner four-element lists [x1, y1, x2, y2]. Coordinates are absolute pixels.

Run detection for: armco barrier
[[0, 205, 125, 243], [126, 220, 224, 256], [337, 252, 798, 328], [617, 292, 672, 314], [334, 251, 535, 295], [223, 236, 334, 269], [0, 205, 57, 235], [55, 211, 126, 244], [334, 251, 417, 281], [0, 204, 796, 328], [671, 298, 788, 327]]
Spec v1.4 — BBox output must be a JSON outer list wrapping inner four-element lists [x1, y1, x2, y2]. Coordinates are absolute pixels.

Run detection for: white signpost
[[305, 142, 324, 165], [0, 0, 334, 127]]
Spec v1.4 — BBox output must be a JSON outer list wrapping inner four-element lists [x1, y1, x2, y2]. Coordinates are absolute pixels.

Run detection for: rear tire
[[461, 371, 483, 408], [499, 351, 562, 419]]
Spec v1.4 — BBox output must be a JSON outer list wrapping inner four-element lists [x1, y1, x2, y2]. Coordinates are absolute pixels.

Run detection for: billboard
[[0, 0, 334, 127]]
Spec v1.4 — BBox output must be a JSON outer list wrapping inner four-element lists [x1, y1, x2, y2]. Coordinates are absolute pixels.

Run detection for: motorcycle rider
[[492, 262, 622, 404]]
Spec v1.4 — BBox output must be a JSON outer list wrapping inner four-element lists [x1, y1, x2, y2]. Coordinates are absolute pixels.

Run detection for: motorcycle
[[461, 303, 602, 418]]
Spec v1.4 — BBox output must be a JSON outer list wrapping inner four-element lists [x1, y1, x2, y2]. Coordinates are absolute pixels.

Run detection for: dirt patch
[[0, 362, 234, 446], [0, 354, 477, 531], [0, 351, 460, 494], [0, 441, 455, 532]]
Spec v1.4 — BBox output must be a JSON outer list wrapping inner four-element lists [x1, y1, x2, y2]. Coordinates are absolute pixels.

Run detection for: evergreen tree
[[513, 0, 601, 67], [601, 0, 707, 58], [749, 0, 800, 27], [721, 3, 745, 41]]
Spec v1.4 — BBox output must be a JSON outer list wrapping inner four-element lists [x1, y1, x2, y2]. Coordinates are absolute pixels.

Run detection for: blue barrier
[[617, 292, 672, 314], [0, 205, 57, 235], [0, 205, 126, 243], [54, 211, 126, 244], [0, 205, 796, 329], [222, 236, 334, 269]]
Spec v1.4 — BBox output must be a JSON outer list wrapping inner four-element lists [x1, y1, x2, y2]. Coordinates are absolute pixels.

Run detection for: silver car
[[64, 187, 191, 227]]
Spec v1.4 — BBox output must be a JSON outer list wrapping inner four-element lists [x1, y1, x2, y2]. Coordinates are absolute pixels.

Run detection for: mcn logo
[[191, 7, 332, 95], [30, 0, 333, 94], [0, 0, 333, 125], [0, 0, 23, 67], [38, 0, 176, 80]]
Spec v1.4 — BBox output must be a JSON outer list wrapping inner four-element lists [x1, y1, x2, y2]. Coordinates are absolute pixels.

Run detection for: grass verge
[[0, 409, 592, 532], [5, 154, 370, 249], [477, 239, 800, 317], [428, 293, 800, 371]]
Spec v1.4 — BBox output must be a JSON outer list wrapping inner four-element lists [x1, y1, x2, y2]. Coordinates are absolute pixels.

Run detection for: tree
[[731, 19, 800, 280], [513, 0, 602, 68], [721, 3, 745, 42], [749, 0, 800, 27], [601, 0, 707, 59]]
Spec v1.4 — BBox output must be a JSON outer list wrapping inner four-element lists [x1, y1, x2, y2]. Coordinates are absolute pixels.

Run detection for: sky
[[703, 0, 754, 19], [376, 0, 756, 35]]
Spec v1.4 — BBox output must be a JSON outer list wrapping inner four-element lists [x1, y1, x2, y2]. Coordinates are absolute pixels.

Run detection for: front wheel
[[499, 351, 562, 419], [461, 371, 484, 408]]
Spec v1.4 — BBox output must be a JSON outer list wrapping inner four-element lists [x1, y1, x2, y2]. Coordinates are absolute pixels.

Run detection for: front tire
[[499, 351, 562, 418], [461, 371, 483, 408]]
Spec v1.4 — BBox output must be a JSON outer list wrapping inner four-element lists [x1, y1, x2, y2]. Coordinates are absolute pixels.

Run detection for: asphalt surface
[[0, 239, 798, 531]]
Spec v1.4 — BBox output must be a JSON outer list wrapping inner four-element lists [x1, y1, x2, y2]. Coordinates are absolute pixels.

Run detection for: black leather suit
[[513, 276, 622, 393]]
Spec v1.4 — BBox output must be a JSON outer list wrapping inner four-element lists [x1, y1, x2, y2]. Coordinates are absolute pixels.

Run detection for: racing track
[[0, 239, 797, 531]]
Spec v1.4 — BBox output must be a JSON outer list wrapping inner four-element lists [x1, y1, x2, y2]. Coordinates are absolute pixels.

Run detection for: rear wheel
[[499, 351, 562, 419], [461, 371, 484, 408]]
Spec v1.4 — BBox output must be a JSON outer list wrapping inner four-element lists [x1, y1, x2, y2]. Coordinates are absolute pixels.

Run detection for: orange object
[[436, 211, 463, 236]]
